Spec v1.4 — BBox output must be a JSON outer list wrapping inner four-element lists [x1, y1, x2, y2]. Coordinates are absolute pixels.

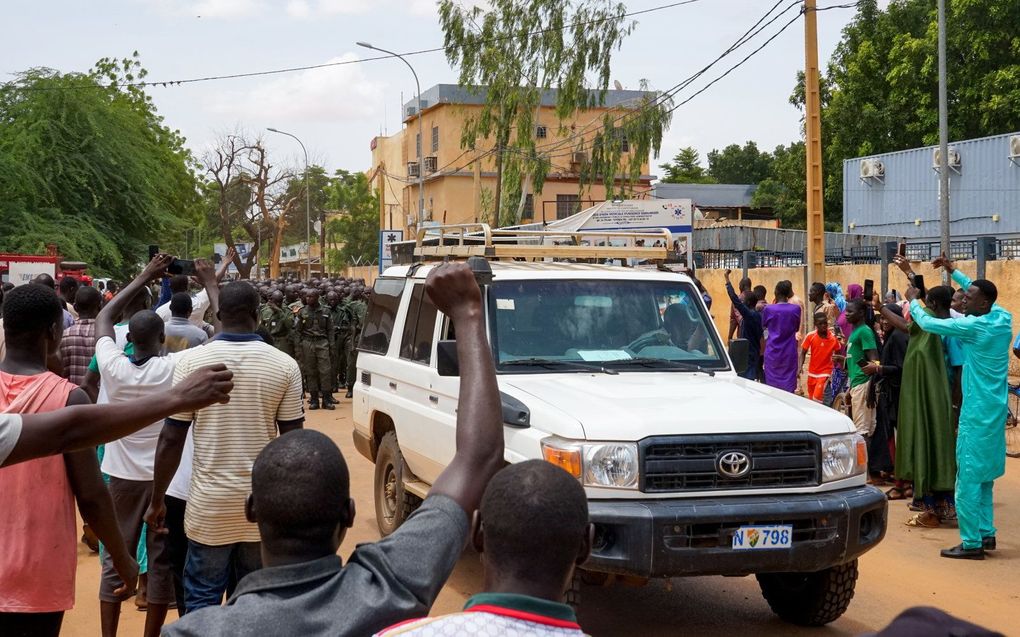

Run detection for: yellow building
[[368, 84, 657, 235]]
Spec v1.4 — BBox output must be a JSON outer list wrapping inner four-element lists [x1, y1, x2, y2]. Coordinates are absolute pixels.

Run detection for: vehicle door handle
[[428, 395, 439, 404], [388, 382, 397, 390]]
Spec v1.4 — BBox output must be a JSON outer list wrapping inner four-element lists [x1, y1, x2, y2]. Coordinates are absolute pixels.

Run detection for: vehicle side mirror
[[729, 338, 749, 375], [436, 340, 459, 376]]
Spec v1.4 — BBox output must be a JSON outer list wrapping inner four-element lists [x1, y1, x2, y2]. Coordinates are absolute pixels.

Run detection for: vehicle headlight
[[541, 439, 639, 489], [820, 433, 867, 482]]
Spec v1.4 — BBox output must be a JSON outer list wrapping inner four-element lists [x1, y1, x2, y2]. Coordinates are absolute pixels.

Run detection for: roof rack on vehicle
[[407, 223, 677, 263]]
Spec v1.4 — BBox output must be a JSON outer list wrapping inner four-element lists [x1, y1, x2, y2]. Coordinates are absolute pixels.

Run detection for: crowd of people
[[0, 248, 1009, 637], [725, 257, 1012, 562], [0, 256, 604, 637]]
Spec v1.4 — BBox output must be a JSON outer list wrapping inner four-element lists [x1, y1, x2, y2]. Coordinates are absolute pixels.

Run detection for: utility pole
[[804, 0, 826, 287], [937, 0, 951, 282]]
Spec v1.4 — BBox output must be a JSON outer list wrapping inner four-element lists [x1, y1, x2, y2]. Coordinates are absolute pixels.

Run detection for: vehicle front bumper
[[585, 485, 887, 578]]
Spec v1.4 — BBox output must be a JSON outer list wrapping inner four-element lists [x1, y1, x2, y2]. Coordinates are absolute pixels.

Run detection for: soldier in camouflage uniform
[[286, 285, 306, 391], [297, 289, 335, 410], [325, 290, 345, 393], [259, 290, 294, 358], [342, 290, 368, 398]]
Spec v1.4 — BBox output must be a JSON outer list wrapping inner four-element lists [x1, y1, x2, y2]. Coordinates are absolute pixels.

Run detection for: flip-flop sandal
[[886, 487, 907, 500], [905, 512, 940, 528], [908, 501, 925, 512]]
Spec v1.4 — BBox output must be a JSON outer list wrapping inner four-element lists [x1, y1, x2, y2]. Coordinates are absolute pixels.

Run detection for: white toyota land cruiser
[[352, 231, 887, 627]]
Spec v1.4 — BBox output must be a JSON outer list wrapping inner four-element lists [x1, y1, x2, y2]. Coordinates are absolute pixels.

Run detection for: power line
[[525, 0, 802, 157], [15, 0, 707, 92]]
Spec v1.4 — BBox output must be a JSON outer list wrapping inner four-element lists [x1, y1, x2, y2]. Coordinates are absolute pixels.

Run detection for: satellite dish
[[614, 80, 624, 91]]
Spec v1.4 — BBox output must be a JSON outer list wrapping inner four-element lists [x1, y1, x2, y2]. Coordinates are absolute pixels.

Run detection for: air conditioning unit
[[571, 151, 588, 165], [423, 156, 438, 173], [405, 106, 417, 118], [933, 147, 961, 172], [860, 158, 885, 181], [1009, 135, 1020, 162], [407, 162, 420, 177]]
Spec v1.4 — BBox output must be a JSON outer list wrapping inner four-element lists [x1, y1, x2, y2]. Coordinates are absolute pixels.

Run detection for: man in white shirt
[[147, 281, 304, 613], [96, 255, 219, 637]]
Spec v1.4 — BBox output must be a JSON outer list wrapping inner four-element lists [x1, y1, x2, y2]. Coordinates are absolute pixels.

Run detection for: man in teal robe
[[909, 258, 1012, 559]]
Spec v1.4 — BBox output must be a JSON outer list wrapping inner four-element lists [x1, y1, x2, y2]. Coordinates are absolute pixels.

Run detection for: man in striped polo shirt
[[146, 282, 304, 613]]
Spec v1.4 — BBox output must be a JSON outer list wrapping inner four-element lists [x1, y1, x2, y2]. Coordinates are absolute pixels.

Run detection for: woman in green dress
[[880, 285, 957, 527]]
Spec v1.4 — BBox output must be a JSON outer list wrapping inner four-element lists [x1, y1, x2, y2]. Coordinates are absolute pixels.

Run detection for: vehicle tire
[[756, 559, 858, 626], [1006, 418, 1020, 458], [374, 432, 420, 536], [831, 392, 849, 416]]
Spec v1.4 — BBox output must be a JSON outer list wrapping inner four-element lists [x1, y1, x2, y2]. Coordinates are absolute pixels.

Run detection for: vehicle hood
[[502, 372, 854, 441]]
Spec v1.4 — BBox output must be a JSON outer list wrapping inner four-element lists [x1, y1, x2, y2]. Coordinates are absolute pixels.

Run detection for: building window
[[523, 194, 534, 219], [556, 194, 580, 220], [431, 126, 439, 153], [536, 125, 547, 139], [613, 127, 630, 153], [416, 133, 421, 158]]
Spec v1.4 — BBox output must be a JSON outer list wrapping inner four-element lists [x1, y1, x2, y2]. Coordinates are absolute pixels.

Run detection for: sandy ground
[[62, 400, 1018, 636]]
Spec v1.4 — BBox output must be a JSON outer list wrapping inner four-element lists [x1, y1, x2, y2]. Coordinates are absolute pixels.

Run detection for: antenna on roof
[[613, 80, 624, 91]]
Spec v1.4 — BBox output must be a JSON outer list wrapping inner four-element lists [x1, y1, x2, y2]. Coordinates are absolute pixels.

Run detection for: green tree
[[801, 0, 1020, 226], [751, 142, 806, 229], [706, 141, 773, 184], [439, 0, 672, 226], [0, 54, 200, 276], [325, 170, 379, 268], [658, 147, 716, 184]]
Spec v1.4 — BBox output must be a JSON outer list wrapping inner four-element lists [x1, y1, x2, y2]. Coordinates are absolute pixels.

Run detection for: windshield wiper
[[603, 357, 716, 376], [500, 358, 619, 375]]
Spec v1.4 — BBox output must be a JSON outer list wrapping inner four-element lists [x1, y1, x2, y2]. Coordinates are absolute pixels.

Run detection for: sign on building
[[379, 230, 403, 274]]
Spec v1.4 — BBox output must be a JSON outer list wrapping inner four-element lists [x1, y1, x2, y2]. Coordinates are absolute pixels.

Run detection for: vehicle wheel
[[831, 392, 849, 416], [1006, 417, 1020, 458], [374, 432, 420, 536], [756, 559, 858, 626]]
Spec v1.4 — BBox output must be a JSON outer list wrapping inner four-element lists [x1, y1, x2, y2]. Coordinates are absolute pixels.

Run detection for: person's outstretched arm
[[3, 365, 233, 468], [64, 387, 139, 597], [96, 254, 173, 341], [425, 262, 504, 515], [194, 259, 221, 334]]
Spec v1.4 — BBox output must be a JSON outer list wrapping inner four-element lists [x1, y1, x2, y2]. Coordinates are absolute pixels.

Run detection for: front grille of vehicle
[[639, 434, 820, 493]]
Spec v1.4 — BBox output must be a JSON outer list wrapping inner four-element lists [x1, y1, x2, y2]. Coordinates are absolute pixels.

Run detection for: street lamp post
[[267, 127, 312, 278], [357, 41, 425, 231]]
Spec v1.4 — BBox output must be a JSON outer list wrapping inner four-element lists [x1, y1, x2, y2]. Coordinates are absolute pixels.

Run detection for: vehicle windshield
[[489, 278, 727, 372]]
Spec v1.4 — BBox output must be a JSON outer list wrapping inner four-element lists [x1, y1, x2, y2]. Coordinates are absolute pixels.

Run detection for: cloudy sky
[[5, 0, 881, 175]]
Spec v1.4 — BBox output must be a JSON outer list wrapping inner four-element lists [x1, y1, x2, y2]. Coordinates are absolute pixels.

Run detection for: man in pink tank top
[[0, 284, 138, 637]]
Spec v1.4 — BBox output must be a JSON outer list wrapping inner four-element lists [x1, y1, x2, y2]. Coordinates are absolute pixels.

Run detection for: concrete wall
[[339, 265, 379, 287], [697, 260, 1020, 374]]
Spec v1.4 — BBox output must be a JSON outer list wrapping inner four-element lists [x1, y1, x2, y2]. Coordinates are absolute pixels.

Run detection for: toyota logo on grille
[[717, 451, 751, 478]]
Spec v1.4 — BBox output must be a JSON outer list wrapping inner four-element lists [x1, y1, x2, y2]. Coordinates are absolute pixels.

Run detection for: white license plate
[[732, 525, 792, 550]]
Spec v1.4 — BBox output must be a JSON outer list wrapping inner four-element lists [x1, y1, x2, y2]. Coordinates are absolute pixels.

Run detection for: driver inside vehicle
[[663, 303, 707, 353]]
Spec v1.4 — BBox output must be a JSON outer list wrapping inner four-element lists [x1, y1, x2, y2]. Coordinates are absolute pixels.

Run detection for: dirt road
[[63, 402, 1017, 636]]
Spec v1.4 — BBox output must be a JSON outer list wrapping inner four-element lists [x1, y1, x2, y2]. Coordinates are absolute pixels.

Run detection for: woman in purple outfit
[[761, 280, 802, 392]]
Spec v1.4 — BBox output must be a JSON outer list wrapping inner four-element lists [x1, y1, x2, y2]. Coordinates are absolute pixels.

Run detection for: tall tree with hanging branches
[[439, 0, 672, 226]]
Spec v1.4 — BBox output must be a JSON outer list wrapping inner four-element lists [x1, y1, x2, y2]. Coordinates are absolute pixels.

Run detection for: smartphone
[[168, 258, 196, 276], [913, 274, 926, 299], [863, 279, 874, 301], [897, 242, 906, 258], [856, 358, 871, 370]]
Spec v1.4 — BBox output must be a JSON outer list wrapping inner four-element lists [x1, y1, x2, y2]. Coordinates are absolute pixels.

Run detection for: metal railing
[[694, 237, 1019, 270]]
